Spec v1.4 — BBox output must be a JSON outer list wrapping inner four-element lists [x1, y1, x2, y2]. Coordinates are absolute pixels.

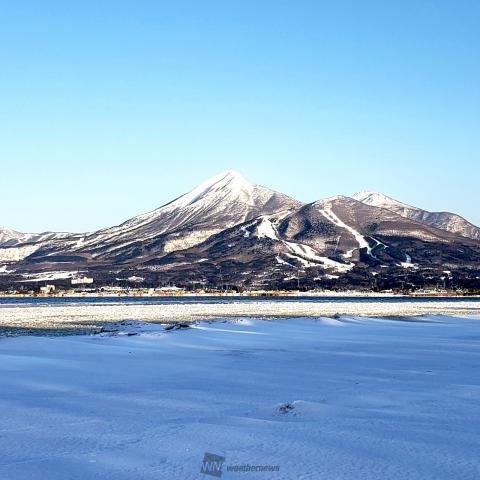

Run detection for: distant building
[[40, 285, 56, 294], [127, 276, 144, 283], [156, 286, 183, 292], [100, 286, 124, 293], [71, 276, 94, 285]]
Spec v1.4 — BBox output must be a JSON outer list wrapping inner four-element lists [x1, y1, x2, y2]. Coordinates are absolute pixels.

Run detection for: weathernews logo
[[200, 452, 280, 477], [200, 453, 225, 478]]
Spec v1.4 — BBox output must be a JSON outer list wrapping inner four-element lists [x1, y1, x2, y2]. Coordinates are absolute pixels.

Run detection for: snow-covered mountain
[[63, 169, 303, 261], [0, 170, 302, 267], [0, 228, 75, 248], [353, 191, 480, 241], [142, 193, 480, 289], [1, 172, 479, 290], [0, 228, 24, 247]]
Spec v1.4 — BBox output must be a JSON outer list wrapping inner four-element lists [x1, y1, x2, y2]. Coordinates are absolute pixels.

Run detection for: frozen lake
[[2, 294, 480, 306], [1, 296, 480, 335], [0, 314, 479, 479]]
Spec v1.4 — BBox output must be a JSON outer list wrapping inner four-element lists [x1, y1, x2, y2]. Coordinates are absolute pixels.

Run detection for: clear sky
[[1, 1, 479, 232]]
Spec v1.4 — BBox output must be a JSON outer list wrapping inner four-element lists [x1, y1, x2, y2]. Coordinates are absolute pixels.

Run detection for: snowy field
[[1, 315, 480, 479], [1, 297, 480, 334]]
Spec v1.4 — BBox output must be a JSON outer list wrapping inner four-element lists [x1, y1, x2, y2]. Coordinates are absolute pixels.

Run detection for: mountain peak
[[354, 190, 395, 202], [353, 190, 480, 240], [352, 191, 411, 210], [80, 169, 302, 256], [217, 169, 243, 179], [205, 169, 250, 189], [169, 170, 253, 209], [317, 195, 350, 203]]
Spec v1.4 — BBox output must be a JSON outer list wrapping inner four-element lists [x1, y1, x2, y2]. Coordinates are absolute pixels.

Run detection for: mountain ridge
[[353, 191, 480, 241], [1, 171, 479, 290]]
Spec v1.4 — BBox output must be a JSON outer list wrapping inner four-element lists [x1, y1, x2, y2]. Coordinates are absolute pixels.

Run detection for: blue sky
[[1, 1, 479, 232]]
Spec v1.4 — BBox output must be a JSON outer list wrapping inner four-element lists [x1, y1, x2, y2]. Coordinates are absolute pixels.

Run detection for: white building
[[127, 276, 144, 283], [71, 276, 94, 285], [40, 285, 56, 294]]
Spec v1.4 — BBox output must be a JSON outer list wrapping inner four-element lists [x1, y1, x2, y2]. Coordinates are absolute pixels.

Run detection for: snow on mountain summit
[[62, 170, 303, 259], [163, 169, 258, 210], [114, 169, 300, 231], [353, 191, 480, 240], [0, 227, 76, 248], [0, 228, 24, 247], [352, 191, 411, 210]]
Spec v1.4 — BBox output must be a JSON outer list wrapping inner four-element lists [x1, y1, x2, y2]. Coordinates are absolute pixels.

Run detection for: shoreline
[[0, 291, 403, 298], [1, 291, 479, 299]]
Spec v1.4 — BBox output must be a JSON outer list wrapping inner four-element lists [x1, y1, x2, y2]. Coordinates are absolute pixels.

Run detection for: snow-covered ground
[[1, 315, 480, 479], [1, 299, 480, 334]]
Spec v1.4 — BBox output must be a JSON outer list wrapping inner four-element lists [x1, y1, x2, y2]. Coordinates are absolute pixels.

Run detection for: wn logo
[[200, 452, 226, 478]]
